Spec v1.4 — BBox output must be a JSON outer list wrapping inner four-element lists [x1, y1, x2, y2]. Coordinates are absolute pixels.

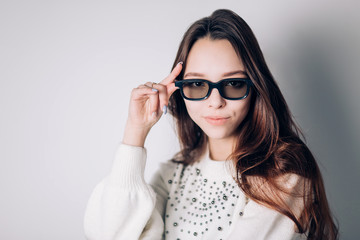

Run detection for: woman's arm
[[84, 62, 182, 239], [84, 144, 160, 240], [84, 143, 177, 240]]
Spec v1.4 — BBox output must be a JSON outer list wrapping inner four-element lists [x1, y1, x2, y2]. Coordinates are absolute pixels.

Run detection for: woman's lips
[[204, 116, 230, 125]]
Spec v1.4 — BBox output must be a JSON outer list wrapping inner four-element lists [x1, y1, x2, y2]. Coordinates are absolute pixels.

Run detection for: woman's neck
[[208, 137, 235, 161]]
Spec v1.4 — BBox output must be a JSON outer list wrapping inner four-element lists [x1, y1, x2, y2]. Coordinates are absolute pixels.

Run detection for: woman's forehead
[[185, 38, 245, 78]]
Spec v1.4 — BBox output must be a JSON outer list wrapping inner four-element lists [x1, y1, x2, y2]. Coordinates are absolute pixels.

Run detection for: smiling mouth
[[204, 116, 230, 125]]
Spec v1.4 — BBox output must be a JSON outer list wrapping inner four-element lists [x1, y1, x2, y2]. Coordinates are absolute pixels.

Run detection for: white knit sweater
[[84, 144, 307, 240]]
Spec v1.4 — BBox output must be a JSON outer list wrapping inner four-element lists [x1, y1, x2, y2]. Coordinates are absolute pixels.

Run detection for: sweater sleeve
[[83, 144, 165, 240], [227, 174, 308, 240]]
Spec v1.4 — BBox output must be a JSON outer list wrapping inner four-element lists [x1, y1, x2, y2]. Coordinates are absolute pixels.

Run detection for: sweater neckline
[[196, 147, 237, 180]]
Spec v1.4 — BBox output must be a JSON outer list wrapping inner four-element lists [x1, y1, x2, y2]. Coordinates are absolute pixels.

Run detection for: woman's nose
[[207, 88, 226, 108]]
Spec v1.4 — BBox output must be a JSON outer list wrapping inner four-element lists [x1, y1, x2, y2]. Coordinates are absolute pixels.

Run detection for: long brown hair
[[168, 9, 338, 240]]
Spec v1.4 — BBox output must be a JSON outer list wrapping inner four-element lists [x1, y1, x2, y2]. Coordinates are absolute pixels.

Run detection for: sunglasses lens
[[182, 81, 209, 99], [221, 80, 248, 99]]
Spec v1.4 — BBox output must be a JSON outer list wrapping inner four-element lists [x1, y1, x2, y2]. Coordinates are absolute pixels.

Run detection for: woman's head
[[169, 9, 294, 160]]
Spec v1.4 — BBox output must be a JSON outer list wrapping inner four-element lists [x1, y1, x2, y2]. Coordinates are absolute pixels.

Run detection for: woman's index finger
[[160, 61, 183, 85]]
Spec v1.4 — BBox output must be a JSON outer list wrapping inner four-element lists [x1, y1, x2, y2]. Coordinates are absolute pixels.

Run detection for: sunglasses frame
[[175, 77, 253, 101]]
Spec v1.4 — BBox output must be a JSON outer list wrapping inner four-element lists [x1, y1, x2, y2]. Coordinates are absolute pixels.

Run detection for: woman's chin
[[202, 130, 235, 141]]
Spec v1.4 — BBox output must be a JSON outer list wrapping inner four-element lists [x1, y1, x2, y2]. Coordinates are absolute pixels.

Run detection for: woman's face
[[183, 37, 251, 142]]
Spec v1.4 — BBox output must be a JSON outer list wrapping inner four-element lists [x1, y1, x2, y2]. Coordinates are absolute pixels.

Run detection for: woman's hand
[[122, 62, 183, 147]]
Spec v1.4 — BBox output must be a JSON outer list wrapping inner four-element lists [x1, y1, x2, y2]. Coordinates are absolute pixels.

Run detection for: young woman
[[84, 9, 338, 240]]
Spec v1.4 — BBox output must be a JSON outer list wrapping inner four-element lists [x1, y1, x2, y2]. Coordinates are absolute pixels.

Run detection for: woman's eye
[[189, 82, 205, 87], [226, 81, 244, 87]]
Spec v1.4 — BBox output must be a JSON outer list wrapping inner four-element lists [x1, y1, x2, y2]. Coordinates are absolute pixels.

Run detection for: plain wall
[[0, 0, 359, 239]]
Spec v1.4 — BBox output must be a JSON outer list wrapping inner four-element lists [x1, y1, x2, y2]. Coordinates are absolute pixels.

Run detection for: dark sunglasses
[[175, 78, 253, 101]]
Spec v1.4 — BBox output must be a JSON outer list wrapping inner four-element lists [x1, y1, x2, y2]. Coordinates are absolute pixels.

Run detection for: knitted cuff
[[108, 143, 148, 190]]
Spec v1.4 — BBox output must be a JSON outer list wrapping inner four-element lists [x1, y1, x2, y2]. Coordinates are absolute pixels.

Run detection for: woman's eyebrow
[[222, 70, 247, 77], [184, 70, 246, 78], [183, 72, 204, 78]]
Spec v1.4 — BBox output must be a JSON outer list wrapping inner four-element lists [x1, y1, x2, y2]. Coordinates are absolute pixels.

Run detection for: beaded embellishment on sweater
[[164, 162, 243, 239]]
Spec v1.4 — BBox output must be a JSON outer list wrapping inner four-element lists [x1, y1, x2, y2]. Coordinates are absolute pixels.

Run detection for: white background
[[0, 0, 359, 239]]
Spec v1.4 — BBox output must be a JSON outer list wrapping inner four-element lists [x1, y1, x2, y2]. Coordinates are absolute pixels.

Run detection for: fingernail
[[178, 61, 183, 65], [162, 105, 167, 115], [152, 111, 157, 118], [152, 88, 158, 92]]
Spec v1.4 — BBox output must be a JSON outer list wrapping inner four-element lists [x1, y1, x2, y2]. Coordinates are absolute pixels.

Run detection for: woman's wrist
[[122, 121, 151, 147]]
